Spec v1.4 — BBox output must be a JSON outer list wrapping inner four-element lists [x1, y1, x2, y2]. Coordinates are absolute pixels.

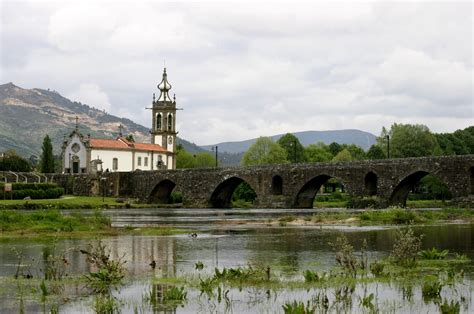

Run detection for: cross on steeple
[[75, 116, 79, 131], [118, 124, 123, 137]]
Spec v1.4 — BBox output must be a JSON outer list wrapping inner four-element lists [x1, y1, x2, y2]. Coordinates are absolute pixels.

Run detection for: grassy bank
[[0, 209, 190, 238], [283, 207, 474, 226], [0, 195, 181, 210]]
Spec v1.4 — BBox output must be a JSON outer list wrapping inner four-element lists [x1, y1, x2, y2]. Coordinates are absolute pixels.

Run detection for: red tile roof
[[89, 137, 168, 153]]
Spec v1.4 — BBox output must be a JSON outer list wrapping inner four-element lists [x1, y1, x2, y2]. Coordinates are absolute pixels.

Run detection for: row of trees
[[241, 124, 474, 166]]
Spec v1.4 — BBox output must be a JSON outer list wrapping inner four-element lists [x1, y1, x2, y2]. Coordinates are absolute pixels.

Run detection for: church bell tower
[[151, 68, 177, 169]]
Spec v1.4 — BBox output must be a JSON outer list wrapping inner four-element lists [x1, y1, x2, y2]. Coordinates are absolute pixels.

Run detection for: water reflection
[[0, 223, 473, 313]]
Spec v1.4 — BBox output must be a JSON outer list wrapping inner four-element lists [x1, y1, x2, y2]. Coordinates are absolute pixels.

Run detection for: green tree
[[194, 152, 216, 168], [40, 135, 55, 173], [332, 148, 353, 162], [232, 182, 257, 202], [378, 123, 440, 158], [276, 133, 306, 163], [176, 145, 216, 169], [344, 144, 366, 160], [304, 142, 333, 162], [241, 137, 288, 166], [125, 134, 135, 142], [328, 142, 342, 156], [0, 150, 31, 172], [366, 145, 386, 160]]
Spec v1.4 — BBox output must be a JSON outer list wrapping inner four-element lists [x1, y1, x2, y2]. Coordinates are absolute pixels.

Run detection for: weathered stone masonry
[[57, 155, 474, 208]]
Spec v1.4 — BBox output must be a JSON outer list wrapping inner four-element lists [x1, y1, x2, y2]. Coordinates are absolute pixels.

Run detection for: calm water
[[1, 208, 473, 313]]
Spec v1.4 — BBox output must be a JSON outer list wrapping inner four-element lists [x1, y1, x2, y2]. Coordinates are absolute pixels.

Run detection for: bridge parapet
[[47, 155, 474, 208]]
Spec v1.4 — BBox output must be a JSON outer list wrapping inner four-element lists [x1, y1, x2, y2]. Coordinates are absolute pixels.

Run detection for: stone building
[[61, 68, 178, 173]]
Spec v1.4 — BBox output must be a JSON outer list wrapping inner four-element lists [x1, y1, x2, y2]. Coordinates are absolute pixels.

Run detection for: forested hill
[[0, 83, 203, 157], [202, 129, 377, 153]]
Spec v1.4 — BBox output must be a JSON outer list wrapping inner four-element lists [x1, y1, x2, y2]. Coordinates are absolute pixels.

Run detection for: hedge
[[0, 183, 59, 191], [0, 187, 64, 200]]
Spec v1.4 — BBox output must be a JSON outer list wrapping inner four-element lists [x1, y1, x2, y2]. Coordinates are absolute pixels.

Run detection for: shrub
[[422, 278, 443, 301], [170, 192, 183, 203], [163, 286, 187, 303], [390, 228, 423, 266], [346, 196, 383, 209], [391, 209, 417, 224], [303, 270, 320, 283], [0, 184, 63, 200], [328, 235, 359, 277]]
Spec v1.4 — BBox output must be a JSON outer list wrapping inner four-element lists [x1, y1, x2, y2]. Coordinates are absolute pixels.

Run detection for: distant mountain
[[202, 129, 378, 154], [0, 83, 202, 157]]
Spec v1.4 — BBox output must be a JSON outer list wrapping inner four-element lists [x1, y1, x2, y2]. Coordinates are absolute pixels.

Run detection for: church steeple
[[149, 67, 178, 169], [156, 68, 173, 103]]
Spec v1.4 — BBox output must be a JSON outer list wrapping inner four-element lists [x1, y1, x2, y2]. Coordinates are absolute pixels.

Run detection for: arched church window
[[112, 158, 118, 171], [168, 113, 173, 131], [156, 113, 162, 130]]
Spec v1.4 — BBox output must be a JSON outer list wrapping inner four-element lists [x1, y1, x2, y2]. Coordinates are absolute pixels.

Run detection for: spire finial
[[156, 68, 172, 102], [173, 94, 176, 102], [118, 124, 123, 137], [75, 115, 79, 131], [153, 93, 155, 102]]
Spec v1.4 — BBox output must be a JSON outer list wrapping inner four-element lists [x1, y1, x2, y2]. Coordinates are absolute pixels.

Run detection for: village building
[[61, 68, 178, 173]]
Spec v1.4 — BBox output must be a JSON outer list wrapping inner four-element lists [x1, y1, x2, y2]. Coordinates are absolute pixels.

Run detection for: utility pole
[[386, 135, 390, 159], [213, 146, 218, 167]]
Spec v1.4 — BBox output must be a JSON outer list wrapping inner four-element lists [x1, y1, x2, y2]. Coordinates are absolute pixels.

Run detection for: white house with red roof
[[61, 68, 178, 173]]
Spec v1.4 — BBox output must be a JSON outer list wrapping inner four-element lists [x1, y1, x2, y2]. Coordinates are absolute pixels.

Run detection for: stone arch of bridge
[[470, 166, 474, 194], [272, 175, 283, 195], [389, 170, 453, 207], [148, 179, 176, 204], [209, 176, 257, 208], [293, 174, 345, 208], [364, 171, 378, 196]]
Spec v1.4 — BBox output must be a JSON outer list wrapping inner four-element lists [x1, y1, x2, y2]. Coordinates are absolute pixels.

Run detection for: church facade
[[62, 68, 178, 174]]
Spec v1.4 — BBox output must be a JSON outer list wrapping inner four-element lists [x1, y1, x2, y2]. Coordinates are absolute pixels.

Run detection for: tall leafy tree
[[176, 145, 216, 168], [40, 135, 55, 173], [332, 148, 353, 162], [276, 133, 306, 163], [344, 144, 366, 160], [304, 142, 333, 162], [377, 123, 440, 158], [328, 142, 342, 156], [366, 145, 386, 160], [241, 137, 288, 166]]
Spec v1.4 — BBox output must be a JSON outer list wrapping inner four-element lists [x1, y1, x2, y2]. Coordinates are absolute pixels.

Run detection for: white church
[[62, 68, 178, 173]]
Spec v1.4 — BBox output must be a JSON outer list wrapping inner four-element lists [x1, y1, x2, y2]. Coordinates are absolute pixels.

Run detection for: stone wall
[[45, 155, 474, 208]]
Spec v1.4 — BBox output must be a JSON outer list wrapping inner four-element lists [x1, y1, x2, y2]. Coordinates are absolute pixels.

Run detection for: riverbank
[[0, 209, 190, 238], [0, 195, 181, 210]]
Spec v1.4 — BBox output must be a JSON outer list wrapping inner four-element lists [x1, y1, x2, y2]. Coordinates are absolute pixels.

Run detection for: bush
[[390, 228, 423, 266], [170, 192, 183, 203], [346, 196, 383, 209], [0, 183, 63, 200]]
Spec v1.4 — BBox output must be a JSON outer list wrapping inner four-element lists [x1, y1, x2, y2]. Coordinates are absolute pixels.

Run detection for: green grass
[[0, 209, 192, 237], [0, 195, 173, 210], [309, 208, 474, 225]]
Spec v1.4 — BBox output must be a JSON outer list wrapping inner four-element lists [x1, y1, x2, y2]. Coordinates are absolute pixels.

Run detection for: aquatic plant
[[213, 265, 269, 283], [303, 270, 321, 283], [42, 241, 73, 281], [369, 261, 384, 277], [282, 300, 315, 314], [81, 240, 126, 293], [39, 279, 48, 302], [163, 286, 187, 303], [93, 293, 120, 314], [418, 248, 449, 260], [359, 293, 376, 313], [422, 278, 443, 301], [390, 228, 423, 266], [199, 277, 217, 298], [438, 299, 460, 314], [195, 261, 204, 270], [328, 235, 358, 277]]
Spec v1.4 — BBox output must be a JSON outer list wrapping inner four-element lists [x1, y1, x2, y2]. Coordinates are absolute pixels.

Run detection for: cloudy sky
[[1, 0, 472, 145]]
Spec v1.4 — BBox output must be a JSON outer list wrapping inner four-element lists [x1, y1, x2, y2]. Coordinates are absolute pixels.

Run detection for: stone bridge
[[109, 155, 474, 208]]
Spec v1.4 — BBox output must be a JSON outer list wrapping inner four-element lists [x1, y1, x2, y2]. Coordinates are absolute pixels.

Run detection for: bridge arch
[[293, 174, 345, 208], [389, 171, 453, 206], [209, 176, 257, 208], [470, 166, 474, 194], [272, 175, 283, 195], [365, 171, 378, 196], [148, 179, 176, 204]]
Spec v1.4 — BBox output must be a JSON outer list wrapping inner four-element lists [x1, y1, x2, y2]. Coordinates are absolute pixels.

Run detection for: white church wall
[[134, 151, 152, 170], [64, 134, 87, 169], [91, 149, 133, 172]]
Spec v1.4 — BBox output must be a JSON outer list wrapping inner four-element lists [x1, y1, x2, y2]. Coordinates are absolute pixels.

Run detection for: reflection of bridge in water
[[3, 155, 473, 208]]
